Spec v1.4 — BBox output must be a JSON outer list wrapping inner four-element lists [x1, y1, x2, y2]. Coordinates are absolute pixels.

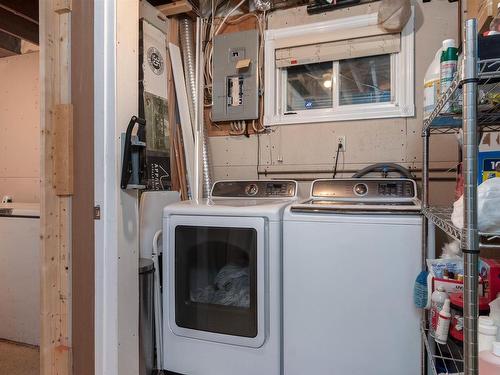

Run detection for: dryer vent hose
[[180, 16, 212, 198]]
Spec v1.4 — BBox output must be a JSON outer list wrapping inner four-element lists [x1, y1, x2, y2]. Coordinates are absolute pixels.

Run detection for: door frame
[[94, 1, 141, 375]]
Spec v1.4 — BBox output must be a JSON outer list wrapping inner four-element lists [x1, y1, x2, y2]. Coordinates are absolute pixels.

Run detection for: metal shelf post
[[462, 18, 480, 375]]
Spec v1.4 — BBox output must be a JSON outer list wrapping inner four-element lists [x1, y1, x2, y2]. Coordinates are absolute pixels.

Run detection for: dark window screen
[[175, 226, 258, 337]]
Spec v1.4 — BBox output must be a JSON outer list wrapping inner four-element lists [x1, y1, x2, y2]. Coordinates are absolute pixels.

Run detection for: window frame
[[264, 9, 415, 126]]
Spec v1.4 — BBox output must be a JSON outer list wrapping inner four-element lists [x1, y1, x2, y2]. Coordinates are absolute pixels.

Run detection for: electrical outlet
[[337, 136, 346, 152]]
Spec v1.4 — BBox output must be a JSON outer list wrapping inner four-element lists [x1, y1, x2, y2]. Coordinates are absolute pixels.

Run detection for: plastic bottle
[[440, 39, 458, 113], [423, 48, 442, 120], [479, 317, 499, 353], [479, 341, 500, 374], [435, 299, 452, 344], [430, 287, 448, 337], [489, 294, 500, 340], [489, 3, 500, 34]]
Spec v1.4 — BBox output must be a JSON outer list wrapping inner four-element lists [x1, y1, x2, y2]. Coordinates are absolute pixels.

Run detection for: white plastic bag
[[377, 0, 411, 32], [451, 177, 500, 233]]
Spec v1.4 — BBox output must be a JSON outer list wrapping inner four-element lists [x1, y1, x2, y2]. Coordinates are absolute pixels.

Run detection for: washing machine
[[162, 180, 297, 375], [283, 178, 422, 375]]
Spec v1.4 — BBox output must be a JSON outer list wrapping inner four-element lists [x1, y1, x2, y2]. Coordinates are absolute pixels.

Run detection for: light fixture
[[323, 73, 332, 88]]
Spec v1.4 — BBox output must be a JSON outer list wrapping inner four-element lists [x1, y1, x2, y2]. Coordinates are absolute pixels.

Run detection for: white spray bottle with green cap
[[440, 39, 458, 113]]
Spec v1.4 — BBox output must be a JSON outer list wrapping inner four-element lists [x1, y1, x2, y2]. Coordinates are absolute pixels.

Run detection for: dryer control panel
[[312, 179, 417, 200], [211, 180, 297, 198]]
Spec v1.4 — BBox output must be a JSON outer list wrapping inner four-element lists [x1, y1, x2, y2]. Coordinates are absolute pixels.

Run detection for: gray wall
[[208, 1, 460, 204]]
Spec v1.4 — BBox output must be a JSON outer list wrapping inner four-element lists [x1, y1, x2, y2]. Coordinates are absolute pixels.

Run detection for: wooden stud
[[157, 1, 192, 17], [53, 104, 74, 196], [40, 1, 72, 375], [54, 0, 72, 14]]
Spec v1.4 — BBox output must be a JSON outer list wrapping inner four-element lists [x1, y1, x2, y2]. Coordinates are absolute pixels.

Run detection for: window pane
[[286, 62, 333, 111], [339, 54, 391, 106]]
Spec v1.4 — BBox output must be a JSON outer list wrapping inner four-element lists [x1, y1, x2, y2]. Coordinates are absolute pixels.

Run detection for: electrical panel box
[[212, 29, 259, 122]]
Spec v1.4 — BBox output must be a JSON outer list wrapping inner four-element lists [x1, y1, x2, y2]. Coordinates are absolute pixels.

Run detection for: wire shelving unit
[[421, 19, 500, 375]]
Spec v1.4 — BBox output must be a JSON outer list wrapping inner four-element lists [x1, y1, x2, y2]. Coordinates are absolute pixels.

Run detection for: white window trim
[[264, 8, 415, 126]]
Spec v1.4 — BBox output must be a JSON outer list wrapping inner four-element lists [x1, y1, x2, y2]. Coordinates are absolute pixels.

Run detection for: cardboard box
[[468, 0, 500, 33]]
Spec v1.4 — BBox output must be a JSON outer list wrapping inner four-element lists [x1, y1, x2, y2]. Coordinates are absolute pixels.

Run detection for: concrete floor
[[0, 340, 39, 375]]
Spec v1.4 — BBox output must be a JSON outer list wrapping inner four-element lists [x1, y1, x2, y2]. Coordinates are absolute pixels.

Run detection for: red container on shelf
[[479, 258, 500, 302], [450, 292, 491, 342]]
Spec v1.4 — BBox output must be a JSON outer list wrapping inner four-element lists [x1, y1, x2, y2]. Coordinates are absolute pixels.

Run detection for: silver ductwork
[[179, 16, 212, 198]]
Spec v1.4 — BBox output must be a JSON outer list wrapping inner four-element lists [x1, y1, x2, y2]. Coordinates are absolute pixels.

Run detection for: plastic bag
[[377, 0, 411, 32], [426, 258, 464, 279], [452, 177, 500, 233], [441, 240, 462, 259]]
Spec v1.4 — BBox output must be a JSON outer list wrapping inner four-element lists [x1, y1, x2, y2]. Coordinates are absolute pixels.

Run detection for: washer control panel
[[312, 179, 417, 200], [212, 180, 297, 198]]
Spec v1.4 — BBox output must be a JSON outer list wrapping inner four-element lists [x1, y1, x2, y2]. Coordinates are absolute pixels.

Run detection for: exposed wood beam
[[0, 7, 39, 45], [0, 29, 20, 56], [0, 0, 38, 23], [157, 0, 193, 16]]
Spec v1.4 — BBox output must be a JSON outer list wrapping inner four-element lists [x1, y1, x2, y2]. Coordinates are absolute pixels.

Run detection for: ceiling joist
[[0, 1, 39, 45], [0, 0, 38, 23], [0, 29, 21, 57]]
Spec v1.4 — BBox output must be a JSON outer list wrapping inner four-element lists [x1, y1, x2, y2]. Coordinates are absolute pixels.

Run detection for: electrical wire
[[332, 142, 343, 178], [203, 1, 268, 135]]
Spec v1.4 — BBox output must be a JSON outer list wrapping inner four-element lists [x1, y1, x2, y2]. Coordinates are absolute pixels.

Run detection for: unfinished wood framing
[[40, 1, 72, 374], [53, 104, 74, 196], [157, 1, 193, 17]]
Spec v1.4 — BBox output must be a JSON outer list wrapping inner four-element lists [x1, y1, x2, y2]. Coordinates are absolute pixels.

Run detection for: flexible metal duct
[[179, 16, 212, 198]]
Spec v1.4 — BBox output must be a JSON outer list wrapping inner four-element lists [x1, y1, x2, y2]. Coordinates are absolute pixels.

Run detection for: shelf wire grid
[[422, 206, 500, 247], [423, 58, 500, 135], [422, 207, 461, 241], [422, 325, 464, 375]]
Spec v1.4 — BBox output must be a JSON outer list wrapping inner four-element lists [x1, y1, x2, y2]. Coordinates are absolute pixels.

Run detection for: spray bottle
[[424, 48, 442, 120], [440, 39, 458, 113]]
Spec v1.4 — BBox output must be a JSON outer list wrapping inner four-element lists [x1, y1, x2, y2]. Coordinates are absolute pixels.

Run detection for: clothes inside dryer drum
[[191, 264, 250, 308]]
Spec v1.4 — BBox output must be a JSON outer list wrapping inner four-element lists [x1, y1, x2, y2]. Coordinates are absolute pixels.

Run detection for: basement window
[[285, 62, 333, 111], [264, 9, 415, 125]]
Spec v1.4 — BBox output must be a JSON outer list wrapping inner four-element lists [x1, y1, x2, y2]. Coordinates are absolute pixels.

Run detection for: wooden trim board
[[53, 104, 74, 196], [169, 42, 195, 196], [71, 0, 95, 374]]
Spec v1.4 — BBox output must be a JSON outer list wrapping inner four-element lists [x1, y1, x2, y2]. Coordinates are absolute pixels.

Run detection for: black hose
[[352, 163, 413, 179]]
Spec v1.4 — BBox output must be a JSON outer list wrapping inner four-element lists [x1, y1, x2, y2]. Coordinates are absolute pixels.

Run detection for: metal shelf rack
[[421, 19, 500, 375], [422, 326, 464, 375]]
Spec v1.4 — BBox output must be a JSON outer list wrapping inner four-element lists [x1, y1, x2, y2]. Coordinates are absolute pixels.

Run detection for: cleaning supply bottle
[[430, 286, 448, 337], [424, 48, 442, 120], [479, 341, 500, 374], [435, 298, 451, 344], [479, 317, 499, 353], [489, 294, 500, 340], [440, 39, 458, 113]]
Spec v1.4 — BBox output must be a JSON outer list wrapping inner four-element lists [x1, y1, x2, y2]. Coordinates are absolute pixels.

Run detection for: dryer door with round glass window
[[167, 215, 266, 348]]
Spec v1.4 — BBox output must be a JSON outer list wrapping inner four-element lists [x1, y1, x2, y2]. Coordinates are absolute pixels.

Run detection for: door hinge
[[94, 205, 101, 220]]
